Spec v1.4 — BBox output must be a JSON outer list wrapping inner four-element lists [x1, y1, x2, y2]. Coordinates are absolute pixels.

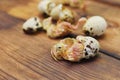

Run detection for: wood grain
[[0, 0, 120, 80], [0, 0, 120, 56], [0, 0, 40, 19], [86, 0, 120, 55], [0, 10, 120, 80], [95, 0, 120, 7], [0, 69, 16, 80]]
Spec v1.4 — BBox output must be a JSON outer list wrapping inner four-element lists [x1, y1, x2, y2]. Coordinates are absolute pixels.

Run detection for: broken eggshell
[[42, 17, 88, 38], [50, 4, 74, 23], [38, 0, 74, 23], [59, 8, 74, 23], [50, 4, 63, 20], [50, 0, 85, 8], [38, 0, 56, 15], [76, 36, 100, 59], [23, 17, 42, 34]]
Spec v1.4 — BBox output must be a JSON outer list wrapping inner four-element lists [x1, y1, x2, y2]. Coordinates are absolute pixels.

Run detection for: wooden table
[[0, 0, 120, 80]]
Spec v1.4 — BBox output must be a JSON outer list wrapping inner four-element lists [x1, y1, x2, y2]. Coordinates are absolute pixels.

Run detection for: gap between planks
[[100, 49, 120, 60]]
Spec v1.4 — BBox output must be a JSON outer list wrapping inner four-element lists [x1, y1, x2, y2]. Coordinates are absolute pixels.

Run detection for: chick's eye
[[56, 46, 62, 51], [58, 47, 62, 49]]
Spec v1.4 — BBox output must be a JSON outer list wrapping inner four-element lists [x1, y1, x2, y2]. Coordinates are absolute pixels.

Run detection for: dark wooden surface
[[0, 0, 120, 80], [86, 0, 120, 55]]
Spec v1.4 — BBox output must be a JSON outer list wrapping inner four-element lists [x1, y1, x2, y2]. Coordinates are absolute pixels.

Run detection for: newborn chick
[[51, 36, 100, 62]]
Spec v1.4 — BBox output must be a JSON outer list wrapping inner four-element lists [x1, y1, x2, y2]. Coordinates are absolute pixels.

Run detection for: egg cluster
[[22, 0, 108, 62], [23, 17, 74, 38], [23, 16, 107, 38]]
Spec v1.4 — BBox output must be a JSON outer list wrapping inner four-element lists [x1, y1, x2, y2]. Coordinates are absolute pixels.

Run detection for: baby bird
[[51, 36, 100, 62]]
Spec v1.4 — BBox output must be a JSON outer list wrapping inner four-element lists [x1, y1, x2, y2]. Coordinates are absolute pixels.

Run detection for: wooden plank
[[0, 11, 25, 29], [0, 0, 40, 19], [0, 0, 120, 56], [0, 50, 49, 80], [0, 11, 49, 80], [0, 11, 120, 80], [0, 69, 16, 80], [1, 48, 120, 80], [85, 0, 120, 55], [95, 0, 120, 7]]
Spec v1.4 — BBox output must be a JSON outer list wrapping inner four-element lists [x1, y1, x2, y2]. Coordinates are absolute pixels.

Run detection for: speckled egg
[[23, 17, 42, 34], [76, 36, 100, 59], [83, 16, 107, 36]]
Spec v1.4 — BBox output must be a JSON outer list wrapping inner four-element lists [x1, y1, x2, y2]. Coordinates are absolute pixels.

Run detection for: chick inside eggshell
[[38, 0, 56, 15], [62, 41, 84, 62], [42, 17, 74, 38], [59, 8, 74, 23], [51, 36, 100, 62], [51, 42, 65, 61], [51, 38, 84, 62]]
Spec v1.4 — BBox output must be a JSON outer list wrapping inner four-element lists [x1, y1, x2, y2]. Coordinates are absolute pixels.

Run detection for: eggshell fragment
[[23, 17, 42, 34], [38, 0, 56, 15], [76, 36, 100, 59]]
